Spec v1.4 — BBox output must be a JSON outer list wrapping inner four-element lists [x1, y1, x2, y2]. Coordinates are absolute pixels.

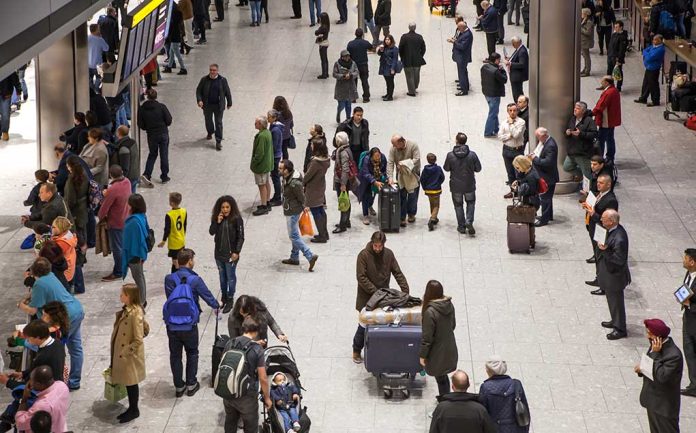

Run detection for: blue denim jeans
[[88, 68, 101, 93], [0, 97, 11, 133], [399, 186, 419, 220], [597, 127, 616, 161], [337, 100, 351, 121], [131, 179, 139, 193], [167, 326, 199, 389], [365, 18, 378, 45], [108, 228, 124, 277], [286, 214, 314, 262], [280, 407, 300, 430], [67, 312, 85, 388], [484, 96, 501, 136], [250, 0, 262, 23], [361, 188, 375, 216], [168, 42, 186, 70], [309, 0, 322, 25], [215, 258, 238, 300]]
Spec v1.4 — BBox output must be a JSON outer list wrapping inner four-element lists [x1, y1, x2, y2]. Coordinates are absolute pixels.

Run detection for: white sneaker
[[362, 216, 370, 225], [139, 175, 154, 188]]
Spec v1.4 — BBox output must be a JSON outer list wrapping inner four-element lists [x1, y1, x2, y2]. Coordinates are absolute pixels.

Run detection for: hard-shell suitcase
[[364, 324, 421, 375], [378, 185, 401, 233], [507, 222, 534, 254], [211, 317, 229, 387]]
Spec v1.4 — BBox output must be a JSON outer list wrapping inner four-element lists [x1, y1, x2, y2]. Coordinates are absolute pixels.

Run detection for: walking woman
[[303, 138, 331, 243], [333, 50, 359, 123], [377, 34, 399, 101], [209, 195, 245, 313], [419, 280, 458, 399], [357, 147, 388, 225], [122, 194, 150, 306], [228, 295, 287, 346], [479, 356, 531, 433], [332, 131, 354, 233], [315, 13, 331, 79], [273, 96, 295, 160], [110, 283, 147, 423]]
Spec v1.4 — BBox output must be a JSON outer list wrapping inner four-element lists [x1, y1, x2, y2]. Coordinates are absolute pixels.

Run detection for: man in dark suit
[[636, 318, 683, 433], [449, 21, 473, 96], [479, 1, 498, 56], [505, 37, 528, 103], [493, 0, 508, 44], [529, 127, 558, 227], [517, 95, 529, 150], [398, 23, 427, 97], [596, 209, 631, 340], [680, 249, 696, 397], [582, 174, 618, 291]]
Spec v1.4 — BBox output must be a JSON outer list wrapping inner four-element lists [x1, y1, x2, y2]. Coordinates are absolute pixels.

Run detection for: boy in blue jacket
[[270, 372, 301, 432], [420, 153, 446, 231]]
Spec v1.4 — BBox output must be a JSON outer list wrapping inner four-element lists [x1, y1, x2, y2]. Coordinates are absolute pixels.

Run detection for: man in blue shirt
[[163, 249, 220, 397], [635, 34, 666, 107], [87, 24, 109, 93]]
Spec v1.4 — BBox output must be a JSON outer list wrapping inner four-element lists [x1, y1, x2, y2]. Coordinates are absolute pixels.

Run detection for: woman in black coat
[[227, 295, 287, 347], [511, 155, 540, 209], [209, 195, 245, 312], [419, 280, 458, 398], [479, 356, 531, 433], [60, 112, 88, 153], [315, 13, 331, 79]]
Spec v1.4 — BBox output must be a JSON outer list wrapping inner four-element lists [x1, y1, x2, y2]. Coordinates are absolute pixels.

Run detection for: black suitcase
[[211, 318, 229, 387], [378, 185, 401, 232], [364, 324, 421, 375]]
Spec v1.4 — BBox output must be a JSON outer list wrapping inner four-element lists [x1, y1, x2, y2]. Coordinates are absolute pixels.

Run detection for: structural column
[[528, 0, 581, 193]]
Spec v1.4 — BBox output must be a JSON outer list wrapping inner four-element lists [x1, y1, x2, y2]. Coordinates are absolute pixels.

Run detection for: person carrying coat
[[580, 8, 595, 76], [195, 65, 233, 151], [110, 283, 147, 424], [333, 50, 359, 124], [478, 356, 531, 433], [398, 23, 426, 97], [636, 318, 684, 433], [303, 138, 331, 243], [419, 281, 458, 398]]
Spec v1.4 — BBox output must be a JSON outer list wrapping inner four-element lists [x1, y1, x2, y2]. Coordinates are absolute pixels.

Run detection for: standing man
[[493, 0, 508, 44], [279, 160, 319, 271], [98, 7, 120, 55], [479, 1, 499, 57], [87, 24, 109, 92], [635, 34, 665, 107], [481, 52, 507, 138], [592, 76, 622, 162], [449, 20, 473, 96], [606, 20, 628, 91], [582, 174, 618, 290], [373, 0, 392, 47], [250, 116, 274, 216], [336, 0, 347, 23], [505, 36, 528, 102], [444, 133, 482, 235], [164, 248, 220, 398], [429, 370, 497, 433], [137, 89, 172, 186], [596, 209, 630, 340], [196, 64, 233, 151], [353, 231, 409, 363], [508, 0, 522, 26], [499, 103, 526, 198], [114, 126, 141, 193], [563, 101, 597, 182], [636, 318, 683, 433], [98, 166, 132, 282], [517, 95, 530, 150], [0, 72, 21, 141], [336, 106, 370, 166], [192, 0, 207, 44], [398, 23, 427, 97], [347, 29, 373, 103], [680, 249, 696, 398], [308, 0, 322, 26], [387, 135, 421, 227], [529, 127, 558, 227]]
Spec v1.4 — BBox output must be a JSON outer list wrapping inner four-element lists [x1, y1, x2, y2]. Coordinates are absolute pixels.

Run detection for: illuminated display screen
[[119, 0, 171, 82]]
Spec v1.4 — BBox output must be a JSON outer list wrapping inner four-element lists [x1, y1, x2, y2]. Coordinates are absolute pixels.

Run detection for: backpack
[[658, 9, 676, 34], [214, 337, 255, 399], [88, 179, 104, 211], [162, 273, 200, 329], [357, 150, 370, 171]]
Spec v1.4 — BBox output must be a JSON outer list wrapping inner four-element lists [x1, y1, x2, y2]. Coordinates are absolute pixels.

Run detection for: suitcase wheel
[[401, 389, 410, 399], [383, 389, 393, 399]]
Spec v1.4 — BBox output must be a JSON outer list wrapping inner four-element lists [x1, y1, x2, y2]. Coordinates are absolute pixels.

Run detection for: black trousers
[[511, 80, 524, 102], [497, 14, 505, 41], [605, 287, 627, 333], [336, 186, 351, 229], [597, 26, 611, 53], [126, 384, 139, 410], [203, 104, 224, 143], [223, 395, 259, 433], [337, 0, 348, 21], [607, 57, 623, 90], [292, 0, 302, 17], [384, 75, 395, 97], [261, 0, 268, 20], [456, 60, 469, 93], [502, 146, 524, 184], [215, 0, 224, 19], [435, 375, 450, 397], [357, 63, 370, 99], [319, 46, 328, 76], [485, 32, 497, 56], [353, 324, 365, 352], [684, 314, 696, 389], [640, 69, 660, 104], [194, 15, 207, 40], [271, 157, 282, 200], [538, 182, 555, 224], [646, 409, 679, 433]]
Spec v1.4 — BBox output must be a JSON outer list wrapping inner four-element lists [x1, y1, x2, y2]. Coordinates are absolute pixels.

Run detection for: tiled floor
[[0, 1, 695, 432]]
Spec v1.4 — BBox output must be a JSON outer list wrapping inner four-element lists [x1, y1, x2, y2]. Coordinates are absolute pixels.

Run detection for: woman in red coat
[[592, 75, 621, 161]]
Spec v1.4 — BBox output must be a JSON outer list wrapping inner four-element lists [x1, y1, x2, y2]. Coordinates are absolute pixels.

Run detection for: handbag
[[507, 203, 536, 224], [514, 380, 531, 426], [298, 210, 315, 236], [338, 191, 351, 212], [102, 368, 127, 402], [394, 59, 403, 74], [146, 227, 155, 252], [287, 133, 297, 149]]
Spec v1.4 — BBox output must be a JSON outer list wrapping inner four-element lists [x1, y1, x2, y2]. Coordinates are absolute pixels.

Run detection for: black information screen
[[119, 0, 171, 82]]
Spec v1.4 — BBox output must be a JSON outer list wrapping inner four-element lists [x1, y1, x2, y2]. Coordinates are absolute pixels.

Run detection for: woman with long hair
[[419, 280, 458, 399], [209, 195, 245, 312], [122, 194, 150, 306], [41, 301, 71, 341], [315, 13, 331, 79], [60, 112, 88, 153], [303, 138, 331, 243], [273, 96, 295, 160], [64, 156, 89, 241], [110, 283, 146, 423], [304, 124, 325, 173], [228, 295, 287, 346], [377, 34, 399, 101]]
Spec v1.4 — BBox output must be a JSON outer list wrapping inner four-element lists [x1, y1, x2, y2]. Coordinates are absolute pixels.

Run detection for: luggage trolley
[[663, 60, 695, 121]]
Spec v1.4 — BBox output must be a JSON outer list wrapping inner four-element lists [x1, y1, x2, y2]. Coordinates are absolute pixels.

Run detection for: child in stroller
[[270, 372, 301, 433]]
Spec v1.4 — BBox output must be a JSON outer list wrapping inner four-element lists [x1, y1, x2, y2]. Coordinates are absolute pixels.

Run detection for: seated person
[[29, 410, 52, 433], [24, 170, 49, 220], [15, 367, 69, 433], [270, 372, 301, 433]]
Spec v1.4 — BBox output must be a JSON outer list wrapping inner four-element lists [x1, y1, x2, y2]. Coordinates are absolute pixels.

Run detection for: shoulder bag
[[514, 379, 531, 427]]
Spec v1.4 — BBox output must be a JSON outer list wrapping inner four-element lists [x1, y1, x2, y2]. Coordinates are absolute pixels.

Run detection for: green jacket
[[250, 129, 274, 174]]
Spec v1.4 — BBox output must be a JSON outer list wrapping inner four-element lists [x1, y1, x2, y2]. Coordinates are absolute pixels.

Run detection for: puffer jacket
[[479, 375, 531, 433], [282, 170, 305, 216], [443, 144, 482, 194]]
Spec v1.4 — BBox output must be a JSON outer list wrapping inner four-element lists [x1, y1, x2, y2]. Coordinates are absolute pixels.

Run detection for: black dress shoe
[[591, 289, 606, 296], [601, 321, 614, 328], [680, 388, 696, 397], [534, 220, 547, 227], [586, 256, 596, 264], [455, 91, 468, 96], [332, 226, 347, 234], [585, 279, 599, 287], [606, 330, 627, 340]]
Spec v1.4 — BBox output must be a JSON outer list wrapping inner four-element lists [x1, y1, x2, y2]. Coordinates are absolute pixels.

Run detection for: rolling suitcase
[[211, 317, 229, 387], [378, 185, 401, 232], [507, 223, 532, 254], [364, 324, 421, 375]]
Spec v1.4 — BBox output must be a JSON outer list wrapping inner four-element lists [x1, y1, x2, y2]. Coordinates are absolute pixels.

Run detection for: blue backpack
[[163, 273, 200, 329], [658, 10, 676, 34]]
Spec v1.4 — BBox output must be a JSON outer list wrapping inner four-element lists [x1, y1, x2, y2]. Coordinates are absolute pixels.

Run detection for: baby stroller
[[664, 60, 696, 121], [260, 345, 311, 433]]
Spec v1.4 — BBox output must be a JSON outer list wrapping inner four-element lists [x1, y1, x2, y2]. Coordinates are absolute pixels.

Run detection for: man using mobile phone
[[680, 249, 696, 397]]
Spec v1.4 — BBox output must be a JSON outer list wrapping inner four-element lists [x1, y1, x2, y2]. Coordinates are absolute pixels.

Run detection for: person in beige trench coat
[[110, 283, 147, 424]]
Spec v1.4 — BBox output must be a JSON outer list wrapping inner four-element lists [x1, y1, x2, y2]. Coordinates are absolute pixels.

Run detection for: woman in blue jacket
[[377, 34, 399, 101], [122, 194, 150, 306], [357, 147, 388, 225], [478, 356, 530, 433]]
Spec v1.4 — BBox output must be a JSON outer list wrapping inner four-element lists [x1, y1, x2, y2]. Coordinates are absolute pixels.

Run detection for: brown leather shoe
[[503, 192, 514, 199], [101, 274, 120, 282]]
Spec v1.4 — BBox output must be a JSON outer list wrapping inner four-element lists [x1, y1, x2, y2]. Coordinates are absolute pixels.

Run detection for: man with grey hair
[[448, 20, 473, 96], [398, 22, 427, 97], [251, 115, 274, 216], [195, 63, 233, 151], [429, 370, 496, 432], [597, 208, 631, 340], [505, 36, 528, 102], [529, 127, 558, 227], [563, 101, 597, 181]]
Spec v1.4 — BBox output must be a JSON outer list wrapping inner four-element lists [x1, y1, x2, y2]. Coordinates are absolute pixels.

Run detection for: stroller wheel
[[383, 389, 393, 399], [663, 111, 669, 120]]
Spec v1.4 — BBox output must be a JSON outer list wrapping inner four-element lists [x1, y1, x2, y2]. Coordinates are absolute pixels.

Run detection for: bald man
[[15, 366, 70, 433], [597, 209, 631, 340], [429, 370, 496, 433]]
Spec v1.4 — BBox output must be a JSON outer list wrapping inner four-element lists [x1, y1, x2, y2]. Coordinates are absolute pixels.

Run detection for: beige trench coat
[[110, 305, 146, 386]]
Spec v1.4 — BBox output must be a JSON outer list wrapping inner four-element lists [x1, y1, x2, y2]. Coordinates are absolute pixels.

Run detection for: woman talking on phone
[[209, 195, 245, 313]]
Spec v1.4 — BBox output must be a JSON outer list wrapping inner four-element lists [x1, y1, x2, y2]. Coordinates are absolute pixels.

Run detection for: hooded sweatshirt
[[431, 392, 497, 433], [443, 145, 482, 194], [420, 297, 458, 377]]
